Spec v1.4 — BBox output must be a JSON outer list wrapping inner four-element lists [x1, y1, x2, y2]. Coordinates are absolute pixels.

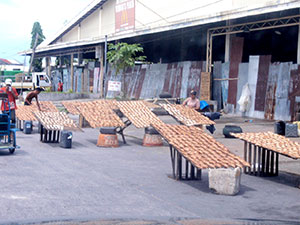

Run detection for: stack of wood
[[160, 104, 215, 126], [16, 101, 58, 121], [34, 111, 80, 131], [117, 101, 163, 128], [77, 101, 124, 128], [232, 132, 300, 159], [152, 123, 249, 169]]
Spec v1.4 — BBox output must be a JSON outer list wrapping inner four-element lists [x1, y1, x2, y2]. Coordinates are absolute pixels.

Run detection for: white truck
[[0, 72, 51, 93]]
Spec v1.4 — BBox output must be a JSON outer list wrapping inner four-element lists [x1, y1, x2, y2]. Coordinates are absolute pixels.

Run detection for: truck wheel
[[9, 148, 15, 154]]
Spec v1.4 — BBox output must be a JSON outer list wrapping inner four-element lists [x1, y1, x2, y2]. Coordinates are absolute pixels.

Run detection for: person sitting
[[25, 87, 44, 111], [182, 90, 200, 110]]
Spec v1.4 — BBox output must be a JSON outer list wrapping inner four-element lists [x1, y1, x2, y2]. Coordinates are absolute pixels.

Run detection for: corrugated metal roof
[[0, 58, 12, 65], [48, 0, 108, 45]]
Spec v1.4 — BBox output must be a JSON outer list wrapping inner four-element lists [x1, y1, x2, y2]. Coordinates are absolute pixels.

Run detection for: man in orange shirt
[[1, 79, 19, 126]]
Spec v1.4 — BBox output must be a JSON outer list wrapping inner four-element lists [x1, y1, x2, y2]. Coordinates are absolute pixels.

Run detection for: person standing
[[25, 87, 43, 111], [57, 80, 63, 92], [0, 79, 19, 126], [182, 90, 200, 110]]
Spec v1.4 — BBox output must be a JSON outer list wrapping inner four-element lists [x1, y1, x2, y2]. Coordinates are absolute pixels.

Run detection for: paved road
[[0, 116, 299, 224]]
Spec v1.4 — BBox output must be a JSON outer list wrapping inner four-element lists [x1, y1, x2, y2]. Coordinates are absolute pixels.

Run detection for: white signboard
[[108, 80, 122, 92]]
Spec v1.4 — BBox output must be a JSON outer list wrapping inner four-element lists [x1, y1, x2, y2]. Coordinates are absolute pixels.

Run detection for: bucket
[[274, 121, 285, 135], [200, 100, 209, 110], [97, 134, 119, 147], [23, 121, 32, 134], [60, 131, 72, 148], [143, 134, 163, 147]]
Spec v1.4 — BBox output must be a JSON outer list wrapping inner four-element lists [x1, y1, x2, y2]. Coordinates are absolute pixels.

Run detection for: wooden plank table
[[232, 132, 300, 176]]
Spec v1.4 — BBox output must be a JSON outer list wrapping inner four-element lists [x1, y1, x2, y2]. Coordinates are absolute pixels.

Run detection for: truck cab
[[0, 72, 51, 92], [32, 72, 51, 89]]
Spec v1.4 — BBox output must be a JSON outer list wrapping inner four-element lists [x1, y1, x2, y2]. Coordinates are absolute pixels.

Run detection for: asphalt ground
[[0, 114, 299, 224]]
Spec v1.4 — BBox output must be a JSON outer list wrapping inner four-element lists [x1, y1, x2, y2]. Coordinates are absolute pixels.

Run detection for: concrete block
[[208, 167, 241, 195]]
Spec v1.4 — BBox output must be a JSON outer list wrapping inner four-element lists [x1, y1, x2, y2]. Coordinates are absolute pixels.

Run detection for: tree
[[30, 22, 45, 72], [107, 42, 146, 99]]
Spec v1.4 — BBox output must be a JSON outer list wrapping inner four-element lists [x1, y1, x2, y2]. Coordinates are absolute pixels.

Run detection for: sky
[[0, 0, 97, 64]]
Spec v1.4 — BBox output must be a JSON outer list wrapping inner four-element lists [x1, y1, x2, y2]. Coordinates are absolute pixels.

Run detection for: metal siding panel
[[93, 67, 99, 93], [236, 63, 249, 110], [274, 62, 291, 121], [221, 62, 229, 105], [213, 61, 223, 110], [175, 66, 183, 98], [246, 56, 259, 118], [264, 63, 279, 120], [255, 55, 271, 111], [133, 68, 146, 99], [228, 37, 244, 105], [163, 64, 172, 93], [187, 61, 202, 97], [289, 65, 300, 121], [180, 61, 191, 99]]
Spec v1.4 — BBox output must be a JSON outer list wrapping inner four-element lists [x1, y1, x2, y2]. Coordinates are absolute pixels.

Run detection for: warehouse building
[[22, 0, 300, 120]]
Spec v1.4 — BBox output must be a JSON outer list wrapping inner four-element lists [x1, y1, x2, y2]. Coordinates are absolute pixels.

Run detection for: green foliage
[[30, 22, 45, 48], [106, 42, 146, 74], [30, 22, 45, 72]]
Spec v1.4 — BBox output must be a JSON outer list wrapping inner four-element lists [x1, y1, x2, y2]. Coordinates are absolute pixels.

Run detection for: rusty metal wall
[[255, 55, 271, 112], [264, 63, 279, 120], [212, 61, 222, 110], [274, 62, 292, 121], [289, 65, 300, 121], [104, 61, 205, 99], [228, 37, 244, 105]]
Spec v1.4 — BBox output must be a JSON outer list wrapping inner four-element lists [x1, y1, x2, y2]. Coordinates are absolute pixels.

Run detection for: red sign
[[115, 0, 135, 32]]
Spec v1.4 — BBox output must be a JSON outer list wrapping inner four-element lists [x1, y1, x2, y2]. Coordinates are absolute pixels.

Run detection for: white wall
[[101, 0, 116, 36], [51, 0, 300, 45], [61, 25, 79, 42], [81, 8, 100, 39]]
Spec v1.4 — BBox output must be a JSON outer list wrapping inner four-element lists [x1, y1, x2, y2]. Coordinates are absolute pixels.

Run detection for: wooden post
[[185, 159, 189, 179], [40, 124, 43, 142], [248, 143, 252, 174], [253, 145, 257, 175], [70, 54, 74, 92], [275, 153, 279, 176], [169, 145, 175, 179], [266, 150, 270, 175], [99, 45, 104, 98], [46, 57, 51, 89], [270, 151, 274, 175], [244, 141, 248, 173], [258, 147, 261, 176], [190, 164, 195, 179], [178, 152, 182, 180], [197, 169, 202, 180], [261, 148, 266, 176]]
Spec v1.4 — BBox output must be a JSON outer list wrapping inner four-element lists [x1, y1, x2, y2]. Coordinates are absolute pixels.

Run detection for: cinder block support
[[208, 167, 242, 195]]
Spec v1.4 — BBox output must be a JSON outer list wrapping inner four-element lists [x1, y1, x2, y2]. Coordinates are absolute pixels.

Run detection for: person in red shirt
[[57, 80, 63, 92], [1, 79, 19, 126]]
